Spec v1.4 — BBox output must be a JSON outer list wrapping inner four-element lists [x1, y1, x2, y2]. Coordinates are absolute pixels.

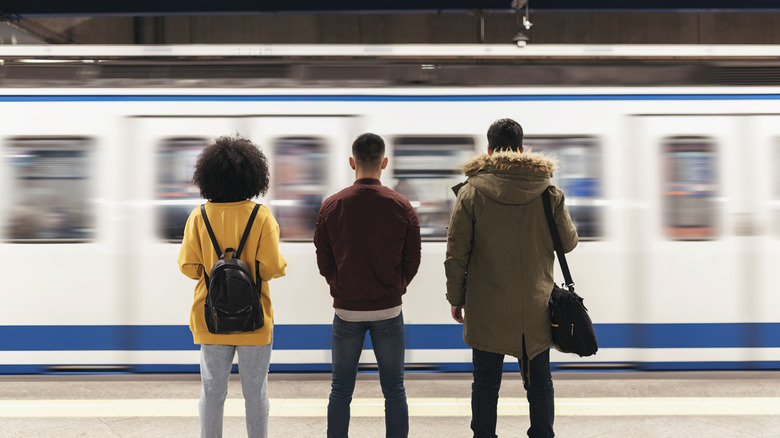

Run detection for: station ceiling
[[2, 1, 780, 17]]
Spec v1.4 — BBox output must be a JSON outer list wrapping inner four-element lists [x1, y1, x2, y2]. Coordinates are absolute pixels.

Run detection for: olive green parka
[[444, 150, 578, 361]]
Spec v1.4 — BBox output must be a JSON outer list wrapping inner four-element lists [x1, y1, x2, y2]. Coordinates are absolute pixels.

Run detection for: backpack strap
[[235, 204, 261, 259], [200, 204, 222, 258], [200, 203, 261, 259], [542, 187, 574, 290]]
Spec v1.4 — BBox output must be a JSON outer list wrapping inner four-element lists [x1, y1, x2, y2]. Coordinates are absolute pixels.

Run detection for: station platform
[[2, 371, 779, 437]]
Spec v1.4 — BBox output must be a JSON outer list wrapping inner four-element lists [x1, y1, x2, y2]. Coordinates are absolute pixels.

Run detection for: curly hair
[[192, 135, 270, 202]]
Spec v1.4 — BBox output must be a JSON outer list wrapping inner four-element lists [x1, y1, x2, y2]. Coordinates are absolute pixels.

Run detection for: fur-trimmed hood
[[462, 150, 557, 177], [456, 151, 557, 205]]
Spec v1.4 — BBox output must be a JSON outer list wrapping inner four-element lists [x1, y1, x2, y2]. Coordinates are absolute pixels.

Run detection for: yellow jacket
[[178, 201, 287, 345]]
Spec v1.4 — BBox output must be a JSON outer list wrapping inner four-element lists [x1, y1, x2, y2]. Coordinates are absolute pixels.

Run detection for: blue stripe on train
[[1, 323, 780, 351]]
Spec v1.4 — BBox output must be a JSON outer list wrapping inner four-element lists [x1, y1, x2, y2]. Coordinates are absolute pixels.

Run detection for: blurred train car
[[1, 44, 779, 373]]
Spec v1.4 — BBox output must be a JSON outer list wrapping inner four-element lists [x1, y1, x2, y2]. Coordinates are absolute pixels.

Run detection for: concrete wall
[[15, 12, 780, 45]]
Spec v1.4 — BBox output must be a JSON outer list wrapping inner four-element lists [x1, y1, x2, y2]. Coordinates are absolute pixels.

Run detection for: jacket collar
[[354, 177, 382, 186]]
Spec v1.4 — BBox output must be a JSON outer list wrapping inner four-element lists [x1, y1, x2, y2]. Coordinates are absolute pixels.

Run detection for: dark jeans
[[471, 345, 554, 438], [327, 312, 408, 438]]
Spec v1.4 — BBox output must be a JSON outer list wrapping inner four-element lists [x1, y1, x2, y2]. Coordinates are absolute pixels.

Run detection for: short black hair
[[192, 135, 270, 202], [352, 133, 385, 171], [487, 118, 524, 152]]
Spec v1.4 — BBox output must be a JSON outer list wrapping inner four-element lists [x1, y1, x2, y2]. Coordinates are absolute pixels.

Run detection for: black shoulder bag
[[542, 187, 598, 357]]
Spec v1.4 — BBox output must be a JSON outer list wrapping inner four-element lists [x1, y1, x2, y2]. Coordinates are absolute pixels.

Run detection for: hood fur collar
[[462, 151, 557, 177]]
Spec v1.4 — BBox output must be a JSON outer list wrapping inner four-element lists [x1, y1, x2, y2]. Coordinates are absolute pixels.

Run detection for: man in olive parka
[[445, 118, 577, 438]]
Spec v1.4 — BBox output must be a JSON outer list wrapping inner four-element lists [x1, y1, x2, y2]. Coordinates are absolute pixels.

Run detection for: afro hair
[[192, 135, 270, 202]]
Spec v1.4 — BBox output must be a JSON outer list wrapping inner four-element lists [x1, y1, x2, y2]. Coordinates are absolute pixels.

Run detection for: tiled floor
[[2, 371, 779, 437]]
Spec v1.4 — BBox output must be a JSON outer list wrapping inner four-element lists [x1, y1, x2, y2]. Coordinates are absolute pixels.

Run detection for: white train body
[[1, 45, 779, 373]]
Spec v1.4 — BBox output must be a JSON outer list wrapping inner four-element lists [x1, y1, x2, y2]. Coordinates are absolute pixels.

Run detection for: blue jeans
[[328, 312, 408, 438], [471, 345, 554, 438], [199, 343, 272, 438]]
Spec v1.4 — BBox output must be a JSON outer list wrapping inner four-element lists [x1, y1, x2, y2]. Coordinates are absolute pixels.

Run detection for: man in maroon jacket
[[314, 132, 421, 438]]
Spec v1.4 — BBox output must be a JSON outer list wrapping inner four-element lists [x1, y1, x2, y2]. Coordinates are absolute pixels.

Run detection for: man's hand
[[451, 305, 465, 324]]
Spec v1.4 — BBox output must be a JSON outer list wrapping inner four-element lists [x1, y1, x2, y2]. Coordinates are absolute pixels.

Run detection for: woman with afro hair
[[178, 135, 287, 438]]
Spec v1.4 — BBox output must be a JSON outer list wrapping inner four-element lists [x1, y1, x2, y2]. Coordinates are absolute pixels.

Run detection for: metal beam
[[3, 1, 780, 17], [2, 44, 780, 59]]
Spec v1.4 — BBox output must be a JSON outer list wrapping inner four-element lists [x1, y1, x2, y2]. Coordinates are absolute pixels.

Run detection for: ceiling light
[[512, 0, 533, 47]]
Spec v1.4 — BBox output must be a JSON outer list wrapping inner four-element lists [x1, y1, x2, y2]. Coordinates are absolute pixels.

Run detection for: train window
[[271, 137, 327, 241], [661, 136, 718, 240], [156, 138, 206, 242], [525, 137, 603, 240], [4, 137, 95, 243], [392, 137, 476, 240]]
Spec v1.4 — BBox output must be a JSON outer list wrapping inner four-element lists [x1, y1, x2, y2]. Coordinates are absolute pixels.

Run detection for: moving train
[[1, 44, 779, 373]]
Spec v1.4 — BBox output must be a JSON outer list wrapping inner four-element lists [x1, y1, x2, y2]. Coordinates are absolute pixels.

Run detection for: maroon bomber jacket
[[313, 178, 422, 311]]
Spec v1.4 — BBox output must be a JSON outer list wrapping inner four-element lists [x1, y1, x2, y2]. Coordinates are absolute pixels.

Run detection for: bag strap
[[541, 187, 574, 289], [200, 203, 261, 259], [235, 204, 261, 258], [200, 204, 222, 258]]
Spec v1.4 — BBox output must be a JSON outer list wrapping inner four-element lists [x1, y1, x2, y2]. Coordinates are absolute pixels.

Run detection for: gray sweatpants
[[199, 343, 272, 438]]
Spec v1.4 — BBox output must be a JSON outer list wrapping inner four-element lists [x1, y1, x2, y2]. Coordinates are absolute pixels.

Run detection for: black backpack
[[200, 204, 264, 334]]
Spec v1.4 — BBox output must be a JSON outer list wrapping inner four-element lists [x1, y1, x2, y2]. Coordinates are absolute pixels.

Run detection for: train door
[[630, 115, 750, 365], [387, 136, 477, 365], [523, 136, 627, 367], [746, 115, 780, 364], [244, 116, 356, 367], [125, 117, 238, 367]]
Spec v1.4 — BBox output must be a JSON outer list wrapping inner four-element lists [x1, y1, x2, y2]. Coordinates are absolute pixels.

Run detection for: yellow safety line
[[1, 397, 779, 417]]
